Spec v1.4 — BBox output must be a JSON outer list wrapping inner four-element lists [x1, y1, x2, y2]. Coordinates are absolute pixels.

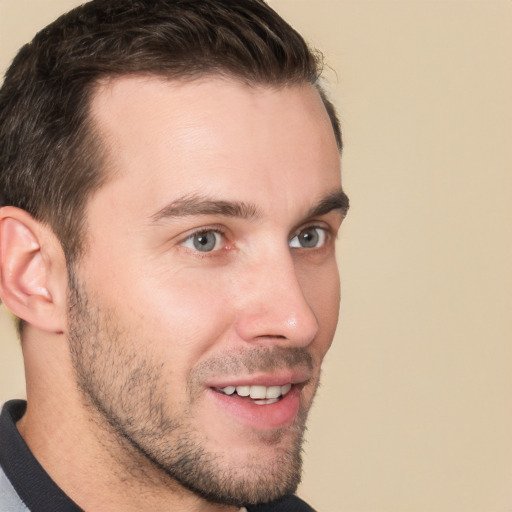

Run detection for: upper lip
[[206, 368, 312, 390]]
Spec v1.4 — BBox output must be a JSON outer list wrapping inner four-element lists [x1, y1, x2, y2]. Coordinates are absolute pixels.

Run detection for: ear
[[0, 206, 68, 333]]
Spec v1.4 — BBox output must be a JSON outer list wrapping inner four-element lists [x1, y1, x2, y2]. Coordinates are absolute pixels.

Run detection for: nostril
[[251, 334, 290, 344]]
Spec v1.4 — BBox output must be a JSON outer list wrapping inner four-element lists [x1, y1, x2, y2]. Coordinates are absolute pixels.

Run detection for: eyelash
[[289, 225, 329, 249], [180, 228, 229, 253], [179, 224, 331, 255]]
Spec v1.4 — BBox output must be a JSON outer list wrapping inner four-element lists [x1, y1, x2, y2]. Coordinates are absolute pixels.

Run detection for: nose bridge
[[234, 246, 319, 346]]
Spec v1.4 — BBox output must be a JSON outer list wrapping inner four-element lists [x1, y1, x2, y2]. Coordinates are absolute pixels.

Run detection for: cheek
[[81, 252, 238, 373], [128, 269, 237, 356], [298, 259, 340, 353]]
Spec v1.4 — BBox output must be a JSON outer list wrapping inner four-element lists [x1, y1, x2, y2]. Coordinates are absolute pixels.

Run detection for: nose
[[234, 250, 319, 347]]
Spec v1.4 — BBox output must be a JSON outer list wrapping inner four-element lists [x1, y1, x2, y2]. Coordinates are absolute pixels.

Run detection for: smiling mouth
[[213, 383, 293, 405]]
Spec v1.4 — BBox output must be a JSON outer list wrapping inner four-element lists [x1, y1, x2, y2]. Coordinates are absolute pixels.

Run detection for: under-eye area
[[213, 384, 293, 405]]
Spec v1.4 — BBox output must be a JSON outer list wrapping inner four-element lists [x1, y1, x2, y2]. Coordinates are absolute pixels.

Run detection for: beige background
[[1, 1, 511, 511]]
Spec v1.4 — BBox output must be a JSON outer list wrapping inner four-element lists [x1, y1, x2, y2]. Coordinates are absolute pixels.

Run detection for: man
[[0, 0, 348, 510]]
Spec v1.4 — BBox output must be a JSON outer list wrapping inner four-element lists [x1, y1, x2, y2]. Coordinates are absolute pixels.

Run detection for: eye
[[289, 226, 327, 249], [181, 230, 224, 252]]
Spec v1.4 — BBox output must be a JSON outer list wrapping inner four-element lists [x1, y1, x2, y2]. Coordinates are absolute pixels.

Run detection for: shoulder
[[0, 465, 30, 512], [247, 495, 316, 512]]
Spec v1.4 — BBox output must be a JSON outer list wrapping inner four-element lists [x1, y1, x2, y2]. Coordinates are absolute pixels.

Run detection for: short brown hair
[[0, 0, 342, 262]]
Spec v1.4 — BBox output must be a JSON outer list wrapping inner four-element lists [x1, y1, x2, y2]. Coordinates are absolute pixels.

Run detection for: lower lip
[[208, 386, 301, 430]]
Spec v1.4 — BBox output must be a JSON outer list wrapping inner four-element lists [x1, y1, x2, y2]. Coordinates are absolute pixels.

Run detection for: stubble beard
[[66, 271, 314, 507]]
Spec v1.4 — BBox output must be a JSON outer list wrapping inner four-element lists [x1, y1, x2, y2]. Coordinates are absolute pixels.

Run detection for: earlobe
[[0, 207, 67, 333]]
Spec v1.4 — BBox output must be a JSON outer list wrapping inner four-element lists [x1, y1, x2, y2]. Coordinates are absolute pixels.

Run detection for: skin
[[14, 76, 346, 511]]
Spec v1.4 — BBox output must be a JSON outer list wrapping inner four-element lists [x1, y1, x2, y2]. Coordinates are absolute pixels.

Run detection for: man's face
[[68, 76, 345, 505]]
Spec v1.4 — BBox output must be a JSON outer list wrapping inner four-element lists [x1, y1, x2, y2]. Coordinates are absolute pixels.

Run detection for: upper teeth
[[219, 383, 292, 399]]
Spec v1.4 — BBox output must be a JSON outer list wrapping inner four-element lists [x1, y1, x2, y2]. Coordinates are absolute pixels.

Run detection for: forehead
[[88, 76, 341, 217]]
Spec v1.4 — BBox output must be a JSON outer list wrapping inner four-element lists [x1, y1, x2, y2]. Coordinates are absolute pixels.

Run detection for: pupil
[[193, 232, 216, 251], [300, 228, 318, 247]]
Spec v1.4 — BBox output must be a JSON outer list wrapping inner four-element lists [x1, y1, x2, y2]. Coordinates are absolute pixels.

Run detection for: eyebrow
[[307, 189, 350, 218], [150, 189, 349, 223], [151, 194, 259, 222]]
